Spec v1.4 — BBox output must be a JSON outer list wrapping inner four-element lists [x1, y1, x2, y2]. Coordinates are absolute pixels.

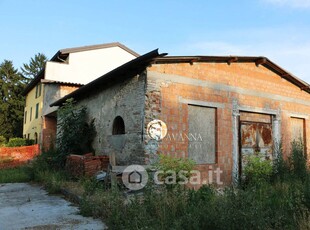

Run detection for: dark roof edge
[[154, 56, 310, 94], [50, 49, 163, 107], [21, 68, 45, 96], [41, 79, 84, 87]]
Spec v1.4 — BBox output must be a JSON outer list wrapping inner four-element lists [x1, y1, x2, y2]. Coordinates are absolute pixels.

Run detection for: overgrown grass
[[78, 141, 310, 230], [1, 141, 310, 229], [0, 166, 33, 183]]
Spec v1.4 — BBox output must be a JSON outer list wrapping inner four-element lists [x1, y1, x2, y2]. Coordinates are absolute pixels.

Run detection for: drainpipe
[[232, 99, 240, 186], [273, 110, 281, 158]]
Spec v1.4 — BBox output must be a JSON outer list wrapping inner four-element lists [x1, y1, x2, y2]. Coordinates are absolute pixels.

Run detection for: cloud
[[262, 0, 310, 9]]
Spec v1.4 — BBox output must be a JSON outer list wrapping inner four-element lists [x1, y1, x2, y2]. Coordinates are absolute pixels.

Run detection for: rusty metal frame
[[238, 119, 273, 177]]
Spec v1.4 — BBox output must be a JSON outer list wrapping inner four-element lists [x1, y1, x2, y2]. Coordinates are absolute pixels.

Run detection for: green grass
[[0, 166, 33, 183]]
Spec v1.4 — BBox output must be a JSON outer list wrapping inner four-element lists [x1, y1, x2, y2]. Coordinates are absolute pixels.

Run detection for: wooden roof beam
[[255, 58, 267, 67], [227, 57, 238, 65]]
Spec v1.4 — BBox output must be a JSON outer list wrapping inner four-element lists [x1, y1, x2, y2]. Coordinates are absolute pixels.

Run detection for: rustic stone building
[[51, 49, 310, 185]]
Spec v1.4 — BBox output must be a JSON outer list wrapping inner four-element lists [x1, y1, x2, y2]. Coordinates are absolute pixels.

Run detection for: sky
[[0, 0, 310, 82]]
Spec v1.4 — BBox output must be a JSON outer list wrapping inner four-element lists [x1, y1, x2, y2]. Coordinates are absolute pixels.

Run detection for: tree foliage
[[56, 99, 96, 165], [0, 60, 25, 139], [21, 53, 47, 83]]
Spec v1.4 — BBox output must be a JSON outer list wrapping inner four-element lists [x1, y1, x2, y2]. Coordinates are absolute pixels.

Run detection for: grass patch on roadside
[[0, 166, 33, 183]]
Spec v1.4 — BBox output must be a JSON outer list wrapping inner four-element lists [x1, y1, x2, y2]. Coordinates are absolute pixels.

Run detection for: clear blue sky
[[1, 0, 310, 82]]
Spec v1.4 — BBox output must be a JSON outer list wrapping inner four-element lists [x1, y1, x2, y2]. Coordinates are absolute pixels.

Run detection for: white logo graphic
[[122, 165, 148, 191], [147, 119, 167, 141]]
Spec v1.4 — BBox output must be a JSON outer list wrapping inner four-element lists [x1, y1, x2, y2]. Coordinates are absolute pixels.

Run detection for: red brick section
[[0, 145, 40, 169], [147, 62, 310, 186], [42, 116, 57, 151], [66, 154, 109, 178], [42, 85, 81, 151]]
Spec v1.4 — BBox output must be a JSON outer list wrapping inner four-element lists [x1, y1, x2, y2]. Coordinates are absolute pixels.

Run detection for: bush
[[25, 139, 35, 146], [56, 98, 96, 166], [6, 138, 27, 147], [32, 148, 63, 171], [5, 138, 35, 147], [243, 152, 273, 185], [290, 140, 307, 180], [153, 154, 195, 189], [0, 135, 7, 147]]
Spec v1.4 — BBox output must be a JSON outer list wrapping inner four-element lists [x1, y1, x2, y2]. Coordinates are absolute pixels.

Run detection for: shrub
[[290, 140, 307, 180], [272, 141, 289, 181], [153, 154, 195, 189], [243, 152, 273, 185], [6, 138, 27, 147], [32, 148, 62, 171], [56, 98, 96, 166], [25, 139, 35, 146], [0, 135, 7, 147], [5, 138, 35, 147]]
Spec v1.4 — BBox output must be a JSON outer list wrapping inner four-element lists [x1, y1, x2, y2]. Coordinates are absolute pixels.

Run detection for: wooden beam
[[255, 58, 267, 66], [227, 57, 238, 65], [190, 58, 200, 65]]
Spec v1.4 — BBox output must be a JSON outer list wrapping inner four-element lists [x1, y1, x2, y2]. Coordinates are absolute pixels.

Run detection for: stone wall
[[76, 72, 147, 165]]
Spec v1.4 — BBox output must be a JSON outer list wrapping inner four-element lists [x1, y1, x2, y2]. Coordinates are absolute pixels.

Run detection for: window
[[30, 107, 32, 121], [35, 84, 42, 98], [35, 103, 39, 119], [27, 134, 30, 140], [112, 116, 125, 135], [291, 117, 305, 142], [24, 111, 27, 124], [188, 105, 216, 164]]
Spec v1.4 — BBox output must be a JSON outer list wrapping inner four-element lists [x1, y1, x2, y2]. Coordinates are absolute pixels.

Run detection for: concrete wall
[[145, 62, 310, 186], [75, 73, 147, 165], [45, 47, 137, 85]]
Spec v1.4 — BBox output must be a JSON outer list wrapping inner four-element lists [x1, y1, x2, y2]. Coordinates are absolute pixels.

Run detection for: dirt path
[[0, 183, 106, 229]]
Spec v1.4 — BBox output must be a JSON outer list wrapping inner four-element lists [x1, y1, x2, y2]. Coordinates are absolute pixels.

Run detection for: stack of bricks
[[66, 153, 109, 178]]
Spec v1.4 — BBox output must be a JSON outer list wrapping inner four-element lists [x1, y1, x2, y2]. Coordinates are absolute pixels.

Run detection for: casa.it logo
[[147, 119, 167, 141], [122, 165, 148, 191]]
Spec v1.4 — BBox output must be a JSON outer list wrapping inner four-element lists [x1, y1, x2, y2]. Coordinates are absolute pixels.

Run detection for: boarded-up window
[[291, 117, 305, 143], [188, 105, 216, 164]]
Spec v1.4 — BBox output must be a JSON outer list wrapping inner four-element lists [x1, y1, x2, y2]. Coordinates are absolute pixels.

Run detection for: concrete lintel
[[179, 97, 225, 108], [238, 106, 278, 115], [287, 113, 309, 119]]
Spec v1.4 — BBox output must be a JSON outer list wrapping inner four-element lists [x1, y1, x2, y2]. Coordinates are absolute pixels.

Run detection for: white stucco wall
[[44, 46, 136, 84]]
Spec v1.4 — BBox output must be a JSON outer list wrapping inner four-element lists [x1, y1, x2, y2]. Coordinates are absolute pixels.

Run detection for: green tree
[[56, 98, 96, 165], [21, 53, 47, 83], [0, 60, 25, 139]]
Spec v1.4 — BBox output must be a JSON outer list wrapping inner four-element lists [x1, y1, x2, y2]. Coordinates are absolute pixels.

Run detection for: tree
[[0, 60, 25, 139], [21, 53, 47, 83], [56, 98, 96, 165]]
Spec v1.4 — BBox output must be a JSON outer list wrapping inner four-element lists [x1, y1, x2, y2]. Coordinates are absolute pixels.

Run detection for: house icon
[[128, 170, 142, 184]]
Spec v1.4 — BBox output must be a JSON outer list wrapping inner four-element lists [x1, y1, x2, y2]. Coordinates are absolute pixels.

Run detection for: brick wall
[[42, 116, 57, 151], [145, 62, 310, 185]]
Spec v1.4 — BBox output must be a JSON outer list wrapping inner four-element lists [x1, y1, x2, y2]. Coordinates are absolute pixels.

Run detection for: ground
[[0, 183, 106, 229]]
